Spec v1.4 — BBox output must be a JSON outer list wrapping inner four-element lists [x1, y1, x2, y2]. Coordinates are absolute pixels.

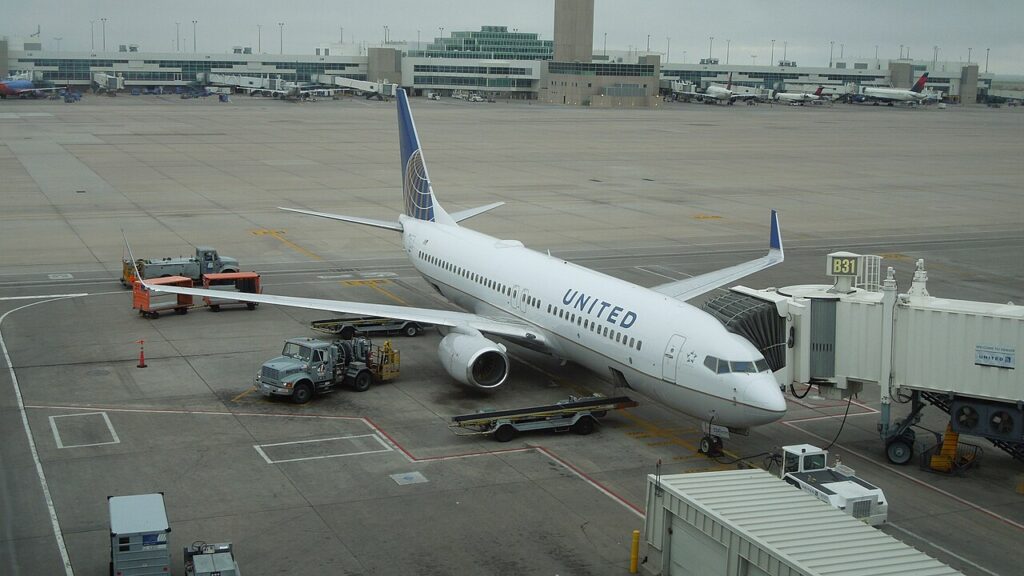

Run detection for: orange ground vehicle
[[202, 272, 262, 311], [132, 276, 193, 319]]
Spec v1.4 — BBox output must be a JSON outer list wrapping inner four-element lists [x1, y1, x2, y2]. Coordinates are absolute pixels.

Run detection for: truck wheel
[[351, 370, 372, 392], [292, 381, 314, 404], [404, 324, 420, 337], [339, 326, 356, 340], [210, 304, 220, 312], [572, 416, 596, 436], [494, 425, 516, 443]]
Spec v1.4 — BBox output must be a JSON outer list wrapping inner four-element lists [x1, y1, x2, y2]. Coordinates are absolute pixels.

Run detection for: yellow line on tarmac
[[250, 229, 322, 261], [231, 387, 254, 402], [343, 279, 407, 305]]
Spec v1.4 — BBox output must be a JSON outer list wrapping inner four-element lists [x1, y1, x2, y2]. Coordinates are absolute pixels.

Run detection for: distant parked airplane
[[698, 73, 761, 105], [861, 72, 930, 105], [774, 86, 824, 105], [130, 88, 788, 451], [0, 77, 63, 99]]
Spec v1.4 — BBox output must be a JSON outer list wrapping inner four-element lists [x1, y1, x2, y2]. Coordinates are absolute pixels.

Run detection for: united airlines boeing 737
[[132, 89, 787, 445]]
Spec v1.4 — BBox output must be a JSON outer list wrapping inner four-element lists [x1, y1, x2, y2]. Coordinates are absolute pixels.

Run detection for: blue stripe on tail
[[397, 89, 435, 222]]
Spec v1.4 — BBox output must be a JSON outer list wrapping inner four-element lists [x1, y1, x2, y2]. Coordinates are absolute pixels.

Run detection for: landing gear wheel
[[699, 435, 723, 456], [351, 370, 372, 392], [246, 302, 257, 310], [404, 324, 420, 337], [572, 416, 595, 435], [291, 382, 313, 404], [494, 425, 516, 443], [886, 438, 913, 465]]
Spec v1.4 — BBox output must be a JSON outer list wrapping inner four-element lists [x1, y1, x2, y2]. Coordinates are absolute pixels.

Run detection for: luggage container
[[109, 493, 171, 576], [202, 271, 261, 312], [133, 276, 193, 319]]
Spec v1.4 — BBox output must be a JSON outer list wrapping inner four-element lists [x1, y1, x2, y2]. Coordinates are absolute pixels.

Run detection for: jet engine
[[437, 329, 509, 389]]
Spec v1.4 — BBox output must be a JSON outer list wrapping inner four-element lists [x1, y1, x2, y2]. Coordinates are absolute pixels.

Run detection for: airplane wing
[[650, 210, 783, 302], [138, 280, 548, 342]]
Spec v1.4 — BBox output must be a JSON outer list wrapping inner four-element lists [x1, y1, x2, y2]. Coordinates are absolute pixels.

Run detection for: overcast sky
[[5, 1, 1022, 73]]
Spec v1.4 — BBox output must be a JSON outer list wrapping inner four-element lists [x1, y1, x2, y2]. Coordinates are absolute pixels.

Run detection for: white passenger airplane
[[699, 73, 760, 105], [861, 72, 930, 105], [131, 89, 787, 447], [774, 86, 824, 105]]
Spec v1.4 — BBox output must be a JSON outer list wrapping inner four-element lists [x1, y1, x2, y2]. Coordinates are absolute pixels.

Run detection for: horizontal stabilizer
[[278, 207, 403, 232], [451, 202, 505, 223]]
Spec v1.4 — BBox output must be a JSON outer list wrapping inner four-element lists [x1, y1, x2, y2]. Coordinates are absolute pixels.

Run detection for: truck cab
[[779, 444, 888, 526], [195, 246, 238, 275]]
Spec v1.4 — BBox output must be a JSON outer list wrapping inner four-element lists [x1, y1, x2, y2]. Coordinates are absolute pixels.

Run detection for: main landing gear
[[699, 434, 724, 457]]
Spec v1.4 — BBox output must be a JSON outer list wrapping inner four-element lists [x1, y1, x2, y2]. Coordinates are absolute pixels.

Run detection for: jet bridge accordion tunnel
[[701, 291, 788, 372]]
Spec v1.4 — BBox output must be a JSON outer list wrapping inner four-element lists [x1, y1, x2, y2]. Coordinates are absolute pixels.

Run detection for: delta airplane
[[774, 86, 824, 105], [698, 73, 760, 105], [861, 72, 930, 105], [131, 89, 788, 446]]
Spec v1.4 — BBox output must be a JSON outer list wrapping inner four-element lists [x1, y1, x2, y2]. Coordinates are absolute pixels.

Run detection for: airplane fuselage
[[862, 87, 925, 102], [400, 216, 787, 429]]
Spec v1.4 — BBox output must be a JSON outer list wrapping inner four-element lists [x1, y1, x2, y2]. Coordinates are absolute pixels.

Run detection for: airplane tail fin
[[397, 89, 454, 224], [910, 72, 929, 93], [814, 86, 824, 97], [726, 73, 733, 91]]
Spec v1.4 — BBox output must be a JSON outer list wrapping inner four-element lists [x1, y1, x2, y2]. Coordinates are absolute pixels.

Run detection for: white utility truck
[[778, 444, 888, 526]]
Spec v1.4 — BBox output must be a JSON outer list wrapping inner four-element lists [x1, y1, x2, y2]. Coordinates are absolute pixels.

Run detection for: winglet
[[121, 230, 147, 288], [769, 209, 783, 257]]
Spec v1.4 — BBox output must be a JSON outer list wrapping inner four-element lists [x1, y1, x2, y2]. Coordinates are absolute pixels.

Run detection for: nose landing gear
[[699, 434, 724, 456]]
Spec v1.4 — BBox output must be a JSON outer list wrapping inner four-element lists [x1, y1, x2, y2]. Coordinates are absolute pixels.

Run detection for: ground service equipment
[[133, 276, 193, 318], [202, 272, 261, 312], [776, 444, 888, 526], [255, 336, 399, 403], [311, 316, 429, 338], [122, 246, 239, 286], [109, 493, 171, 576], [184, 541, 240, 576], [450, 395, 638, 442]]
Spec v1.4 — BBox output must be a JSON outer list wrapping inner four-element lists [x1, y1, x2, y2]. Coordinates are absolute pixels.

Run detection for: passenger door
[[662, 334, 687, 382]]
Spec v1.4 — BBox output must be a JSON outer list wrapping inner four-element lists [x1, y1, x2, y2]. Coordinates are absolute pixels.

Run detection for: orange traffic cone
[[137, 339, 147, 368]]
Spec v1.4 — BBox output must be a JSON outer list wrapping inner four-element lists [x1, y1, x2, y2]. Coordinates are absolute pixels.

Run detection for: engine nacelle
[[437, 331, 509, 389]]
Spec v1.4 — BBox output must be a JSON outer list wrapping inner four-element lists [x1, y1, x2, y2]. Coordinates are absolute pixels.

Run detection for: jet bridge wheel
[[886, 431, 916, 465]]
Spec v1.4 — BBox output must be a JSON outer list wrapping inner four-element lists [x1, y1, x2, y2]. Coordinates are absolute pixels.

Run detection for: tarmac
[[0, 93, 1022, 575]]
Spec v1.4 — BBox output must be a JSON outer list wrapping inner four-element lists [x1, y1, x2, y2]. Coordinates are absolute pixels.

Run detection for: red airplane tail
[[814, 86, 824, 96], [910, 72, 929, 93]]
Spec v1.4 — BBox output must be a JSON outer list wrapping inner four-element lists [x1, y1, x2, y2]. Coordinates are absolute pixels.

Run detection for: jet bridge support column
[[878, 267, 897, 439]]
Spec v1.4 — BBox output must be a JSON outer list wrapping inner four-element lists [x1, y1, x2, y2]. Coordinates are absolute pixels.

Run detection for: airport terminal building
[[0, 0, 1005, 105]]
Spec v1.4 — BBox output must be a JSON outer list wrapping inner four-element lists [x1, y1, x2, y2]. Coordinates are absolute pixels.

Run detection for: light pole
[[829, 40, 834, 67], [383, 25, 388, 44], [784, 41, 788, 62], [417, 29, 420, 49], [666, 37, 670, 63], [726, 39, 730, 64], [101, 17, 107, 51], [646, 34, 650, 53], [603, 32, 607, 57], [840, 43, 844, 59], [985, 48, 989, 73], [438, 26, 444, 38], [967, 47, 972, 63], [90, 20, 95, 50], [770, 39, 775, 66], [932, 45, 938, 70], [751, 54, 757, 65], [899, 44, 904, 59], [278, 22, 284, 55], [257, 24, 261, 53], [683, 50, 686, 64], [192, 20, 197, 52], [54, 37, 62, 51], [176, 22, 180, 52], [708, 36, 713, 61]]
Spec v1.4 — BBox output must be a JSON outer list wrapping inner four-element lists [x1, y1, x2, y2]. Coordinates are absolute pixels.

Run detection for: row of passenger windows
[[547, 304, 643, 351], [703, 355, 771, 374], [418, 251, 542, 309]]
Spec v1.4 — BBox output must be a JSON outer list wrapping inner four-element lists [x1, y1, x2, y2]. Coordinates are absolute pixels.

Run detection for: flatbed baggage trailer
[[450, 395, 638, 442], [311, 316, 430, 338], [202, 271, 261, 311], [133, 276, 193, 319]]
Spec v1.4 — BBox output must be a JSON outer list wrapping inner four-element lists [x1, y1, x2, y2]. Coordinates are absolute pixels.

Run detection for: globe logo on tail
[[403, 149, 435, 222]]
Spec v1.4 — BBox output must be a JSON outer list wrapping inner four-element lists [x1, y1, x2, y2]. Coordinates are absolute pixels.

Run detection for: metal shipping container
[[109, 493, 171, 576]]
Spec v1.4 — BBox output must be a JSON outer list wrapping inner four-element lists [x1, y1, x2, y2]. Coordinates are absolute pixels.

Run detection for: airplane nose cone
[[743, 377, 787, 422]]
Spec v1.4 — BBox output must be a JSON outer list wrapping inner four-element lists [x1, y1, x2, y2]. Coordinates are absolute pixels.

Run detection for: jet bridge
[[312, 74, 397, 99], [703, 252, 1024, 465]]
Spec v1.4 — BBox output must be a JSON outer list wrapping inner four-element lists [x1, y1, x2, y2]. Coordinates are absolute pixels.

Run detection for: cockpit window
[[704, 355, 772, 374], [730, 361, 756, 374]]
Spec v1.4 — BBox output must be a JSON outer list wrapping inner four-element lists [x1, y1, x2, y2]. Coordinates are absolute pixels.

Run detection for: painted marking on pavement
[[231, 387, 255, 402], [0, 293, 88, 301], [886, 523, 1002, 576], [250, 229, 322, 260], [48, 412, 120, 449], [344, 279, 407, 305]]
